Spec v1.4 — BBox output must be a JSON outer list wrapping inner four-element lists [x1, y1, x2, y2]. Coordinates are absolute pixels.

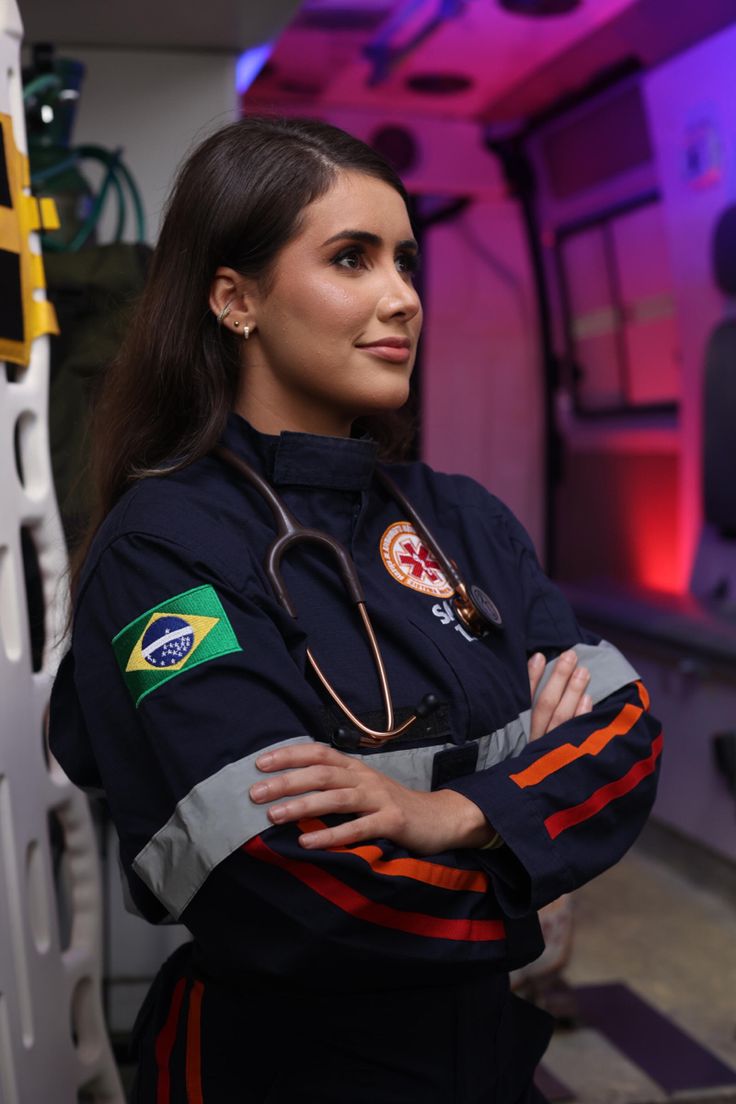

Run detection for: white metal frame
[[0, 1, 123, 1099]]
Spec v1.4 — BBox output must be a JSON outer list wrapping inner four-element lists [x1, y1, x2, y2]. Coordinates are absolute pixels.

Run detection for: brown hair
[[71, 115, 415, 599]]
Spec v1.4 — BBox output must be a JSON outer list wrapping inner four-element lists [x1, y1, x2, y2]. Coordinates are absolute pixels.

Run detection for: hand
[[249, 743, 493, 853], [527, 649, 592, 741]]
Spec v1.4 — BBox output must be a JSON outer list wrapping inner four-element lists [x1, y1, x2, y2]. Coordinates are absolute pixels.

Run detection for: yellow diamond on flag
[[125, 612, 219, 673]]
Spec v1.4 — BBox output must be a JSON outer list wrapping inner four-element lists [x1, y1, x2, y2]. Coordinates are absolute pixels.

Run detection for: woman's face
[[231, 169, 423, 437]]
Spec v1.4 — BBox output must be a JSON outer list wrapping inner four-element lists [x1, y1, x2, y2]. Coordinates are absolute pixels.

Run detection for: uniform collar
[[221, 413, 379, 491]]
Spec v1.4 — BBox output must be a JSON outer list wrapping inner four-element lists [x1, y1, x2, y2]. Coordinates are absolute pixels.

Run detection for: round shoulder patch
[[380, 521, 453, 598]]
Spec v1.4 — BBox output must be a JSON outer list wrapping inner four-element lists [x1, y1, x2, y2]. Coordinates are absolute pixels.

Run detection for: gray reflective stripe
[[518, 639, 639, 740], [345, 722, 528, 790], [133, 735, 312, 919], [355, 640, 638, 783], [133, 639, 638, 919]]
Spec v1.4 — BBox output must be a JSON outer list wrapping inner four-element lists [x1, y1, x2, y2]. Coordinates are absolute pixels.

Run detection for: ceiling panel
[[17, 0, 303, 53]]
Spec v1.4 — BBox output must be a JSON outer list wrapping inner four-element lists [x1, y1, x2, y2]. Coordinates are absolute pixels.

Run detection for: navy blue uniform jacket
[[50, 413, 661, 1000]]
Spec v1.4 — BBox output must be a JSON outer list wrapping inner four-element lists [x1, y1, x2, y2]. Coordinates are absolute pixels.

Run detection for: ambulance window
[[559, 198, 679, 414]]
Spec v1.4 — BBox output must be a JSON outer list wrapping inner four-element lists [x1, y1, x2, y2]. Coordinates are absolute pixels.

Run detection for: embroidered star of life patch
[[379, 521, 453, 598], [112, 585, 241, 706]]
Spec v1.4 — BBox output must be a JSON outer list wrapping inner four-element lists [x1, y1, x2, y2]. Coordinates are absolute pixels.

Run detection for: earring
[[217, 301, 232, 325], [243, 325, 250, 340]]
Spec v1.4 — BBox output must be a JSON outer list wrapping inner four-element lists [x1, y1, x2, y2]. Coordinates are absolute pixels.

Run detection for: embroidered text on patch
[[112, 585, 241, 706]]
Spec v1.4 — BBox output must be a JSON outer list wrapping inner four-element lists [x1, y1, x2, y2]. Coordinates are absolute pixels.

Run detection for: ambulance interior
[[1, 0, 735, 1099]]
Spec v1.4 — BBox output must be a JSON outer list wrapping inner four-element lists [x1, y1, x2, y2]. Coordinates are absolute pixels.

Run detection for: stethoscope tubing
[[214, 444, 501, 744]]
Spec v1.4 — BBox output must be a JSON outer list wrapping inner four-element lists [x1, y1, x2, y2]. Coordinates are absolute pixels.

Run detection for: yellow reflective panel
[[0, 112, 58, 367]]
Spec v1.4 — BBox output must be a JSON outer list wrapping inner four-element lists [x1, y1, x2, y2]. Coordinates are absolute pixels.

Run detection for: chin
[[357, 382, 412, 416]]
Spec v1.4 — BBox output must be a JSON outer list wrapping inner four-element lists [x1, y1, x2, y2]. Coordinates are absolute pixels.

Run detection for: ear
[[209, 266, 257, 331]]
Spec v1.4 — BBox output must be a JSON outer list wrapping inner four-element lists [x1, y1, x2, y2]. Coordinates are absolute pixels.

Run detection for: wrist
[[434, 788, 495, 849]]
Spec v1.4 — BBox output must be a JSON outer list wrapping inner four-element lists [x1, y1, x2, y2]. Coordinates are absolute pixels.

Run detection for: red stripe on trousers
[[185, 980, 204, 1104], [155, 977, 186, 1104], [244, 835, 505, 942], [544, 732, 664, 840]]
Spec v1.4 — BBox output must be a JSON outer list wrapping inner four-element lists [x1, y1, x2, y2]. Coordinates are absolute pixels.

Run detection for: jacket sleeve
[[53, 531, 542, 985], [441, 503, 663, 916]]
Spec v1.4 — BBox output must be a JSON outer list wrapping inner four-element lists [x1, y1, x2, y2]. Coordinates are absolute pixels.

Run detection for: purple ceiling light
[[363, 0, 467, 86]]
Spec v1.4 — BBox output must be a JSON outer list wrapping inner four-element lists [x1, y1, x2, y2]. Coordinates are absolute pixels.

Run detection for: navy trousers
[[131, 943, 552, 1103]]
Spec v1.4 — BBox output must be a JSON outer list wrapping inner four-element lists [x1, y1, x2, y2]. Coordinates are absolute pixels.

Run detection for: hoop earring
[[217, 301, 232, 325]]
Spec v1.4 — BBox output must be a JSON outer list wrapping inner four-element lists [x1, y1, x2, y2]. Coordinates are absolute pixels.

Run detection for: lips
[[357, 337, 411, 350]]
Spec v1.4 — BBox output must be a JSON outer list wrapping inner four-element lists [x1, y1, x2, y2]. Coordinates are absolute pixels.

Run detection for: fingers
[[546, 663, 590, 732], [249, 751, 392, 833], [529, 649, 590, 740], [268, 787, 363, 829], [250, 763, 354, 804], [527, 652, 546, 700], [255, 742, 355, 773], [298, 812, 388, 850], [575, 692, 593, 717]]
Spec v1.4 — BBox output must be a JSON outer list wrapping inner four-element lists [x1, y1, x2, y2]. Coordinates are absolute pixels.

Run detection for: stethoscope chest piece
[[469, 584, 503, 630]]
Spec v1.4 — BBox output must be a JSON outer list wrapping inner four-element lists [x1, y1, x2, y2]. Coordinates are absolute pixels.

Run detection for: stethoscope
[[215, 445, 503, 747]]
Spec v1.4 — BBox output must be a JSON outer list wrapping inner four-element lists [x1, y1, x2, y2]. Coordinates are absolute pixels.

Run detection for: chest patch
[[112, 584, 241, 707], [379, 521, 453, 598]]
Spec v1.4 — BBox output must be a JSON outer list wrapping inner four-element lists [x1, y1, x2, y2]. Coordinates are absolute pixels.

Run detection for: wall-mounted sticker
[[683, 113, 722, 191]]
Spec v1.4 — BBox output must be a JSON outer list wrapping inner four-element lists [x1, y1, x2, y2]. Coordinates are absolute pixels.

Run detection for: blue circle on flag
[[141, 615, 195, 668]]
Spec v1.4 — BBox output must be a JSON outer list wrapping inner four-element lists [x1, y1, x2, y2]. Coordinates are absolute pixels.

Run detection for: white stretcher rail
[[0, 1, 123, 1099]]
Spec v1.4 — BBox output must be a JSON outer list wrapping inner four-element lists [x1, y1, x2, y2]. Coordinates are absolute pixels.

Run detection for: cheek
[[310, 283, 367, 331]]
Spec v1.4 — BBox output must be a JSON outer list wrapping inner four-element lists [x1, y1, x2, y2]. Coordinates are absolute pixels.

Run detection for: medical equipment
[[215, 444, 503, 747]]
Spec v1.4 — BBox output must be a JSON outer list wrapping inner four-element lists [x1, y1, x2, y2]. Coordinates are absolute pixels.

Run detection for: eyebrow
[[322, 229, 419, 251]]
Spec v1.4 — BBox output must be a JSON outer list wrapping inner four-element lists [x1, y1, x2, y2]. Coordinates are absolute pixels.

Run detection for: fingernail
[[256, 753, 273, 769], [574, 666, 590, 682], [300, 834, 317, 848], [269, 806, 287, 822], [250, 783, 268, 800], [530, 652, 544, 669]]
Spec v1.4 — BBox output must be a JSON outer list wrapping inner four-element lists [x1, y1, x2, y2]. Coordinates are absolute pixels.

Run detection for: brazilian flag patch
[[112, 585, 241, 707]]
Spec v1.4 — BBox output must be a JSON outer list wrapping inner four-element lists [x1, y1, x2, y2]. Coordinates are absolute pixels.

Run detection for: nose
[[376, 264, 422, 324]]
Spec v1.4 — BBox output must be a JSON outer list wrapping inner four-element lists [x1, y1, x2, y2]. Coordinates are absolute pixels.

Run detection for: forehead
[[299, 170, 412, 242]]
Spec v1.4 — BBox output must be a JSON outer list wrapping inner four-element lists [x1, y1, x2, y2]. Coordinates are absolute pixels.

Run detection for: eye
[[396, 250, 421, 276], [332, 246, 366, 270]]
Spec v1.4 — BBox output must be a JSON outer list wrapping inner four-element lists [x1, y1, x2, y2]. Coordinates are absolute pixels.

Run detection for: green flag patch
[[112, 584, 241, 706]]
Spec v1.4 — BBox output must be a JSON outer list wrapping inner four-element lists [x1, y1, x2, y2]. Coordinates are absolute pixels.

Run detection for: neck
[[234, 375, 352, 439]]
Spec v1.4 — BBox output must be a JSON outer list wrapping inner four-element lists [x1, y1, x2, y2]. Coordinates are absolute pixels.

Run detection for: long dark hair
[[71, 115, 415, 599]]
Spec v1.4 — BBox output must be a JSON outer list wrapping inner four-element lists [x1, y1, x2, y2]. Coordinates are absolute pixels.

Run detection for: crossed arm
[[249, 649, 592, 854]]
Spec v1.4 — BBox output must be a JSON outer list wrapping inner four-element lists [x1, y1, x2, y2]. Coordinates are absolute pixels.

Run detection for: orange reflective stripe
[[185, 980, 204, 1104], [298, 818, 488, 893], [510, 702, 643, 789], [635, 680, 650, 711]]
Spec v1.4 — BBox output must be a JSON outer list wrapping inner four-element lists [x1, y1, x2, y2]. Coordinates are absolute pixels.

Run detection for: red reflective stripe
[[155, 977, 186, 1104], [185, 980, 204, 1104], [244, 835, 505, 943], [544, 732, 664, 840]]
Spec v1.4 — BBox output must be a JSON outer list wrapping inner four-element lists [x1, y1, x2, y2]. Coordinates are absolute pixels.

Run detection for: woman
[[50, 116, 661, 1103]]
